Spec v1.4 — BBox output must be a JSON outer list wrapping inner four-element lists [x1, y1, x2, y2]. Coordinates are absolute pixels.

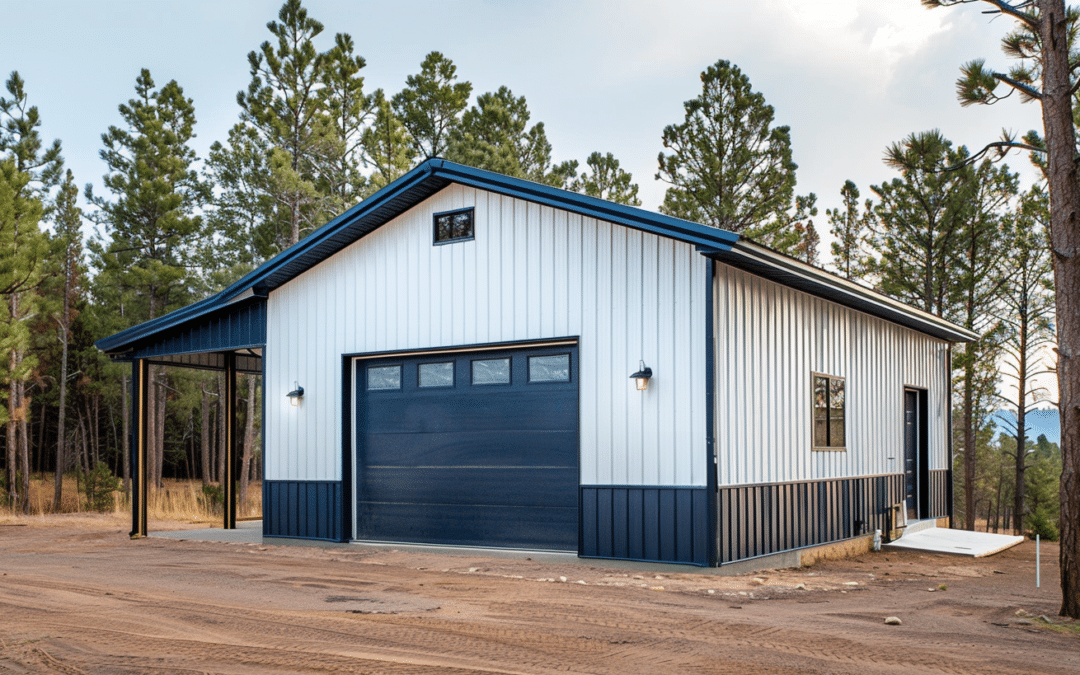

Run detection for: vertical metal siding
[[714, 263, 949, 487], [265, 184, 707, 484]]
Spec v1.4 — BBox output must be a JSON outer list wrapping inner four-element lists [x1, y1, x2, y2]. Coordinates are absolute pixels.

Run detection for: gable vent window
[[434, 207, 474, 244]]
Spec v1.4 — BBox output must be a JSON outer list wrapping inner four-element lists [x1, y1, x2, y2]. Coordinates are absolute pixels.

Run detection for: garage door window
[[528, 354, 570, 382], [367, 365, 401, 391], [419, 362, 454, 388], [472, 358, 510, 385]]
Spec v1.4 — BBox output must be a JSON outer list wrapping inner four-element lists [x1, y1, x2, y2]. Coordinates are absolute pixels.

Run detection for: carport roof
[[96, 158, 973, 357]]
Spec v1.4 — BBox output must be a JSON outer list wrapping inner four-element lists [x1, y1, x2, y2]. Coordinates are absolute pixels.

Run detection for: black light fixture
[[287, 382, 304, 406], [630, 360, 652, 391]]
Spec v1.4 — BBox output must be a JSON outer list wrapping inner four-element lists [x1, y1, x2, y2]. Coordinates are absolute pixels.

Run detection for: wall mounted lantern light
[[287, 382, 305, 406], [630, 361, 653, 391]]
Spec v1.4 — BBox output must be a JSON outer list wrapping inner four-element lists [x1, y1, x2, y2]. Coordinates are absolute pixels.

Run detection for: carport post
[[223, 351, 237, 529], [131, 358, 148, 538]]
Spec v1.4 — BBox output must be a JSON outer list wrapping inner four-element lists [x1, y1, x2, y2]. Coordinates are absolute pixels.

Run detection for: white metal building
[[98, 159, 973, 566]]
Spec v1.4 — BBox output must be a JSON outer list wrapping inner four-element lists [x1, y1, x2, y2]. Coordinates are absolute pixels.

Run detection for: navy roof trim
[[97, 159, 738, 355], [704, 241, 977, 343]]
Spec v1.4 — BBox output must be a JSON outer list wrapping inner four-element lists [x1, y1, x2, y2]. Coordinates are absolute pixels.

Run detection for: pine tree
[[996, 186, 1055, 534], [0, 161, 45, 512], [51, 170, 82, 511], [788, 193, 820, 265], [568, 152, 641, 205], [319, 32, 370, 215], [871, 131, 969, 317], [236, 0, 332, 247], [392, 51, 472, 160], [921, 0, 1080, 617], [827, 180, 874, 280], [446, 86, 558, 182], [656, 60, 797, 249], [0, 71, 61, 513], [361, 89, 416, 195], [87, 69, 207, 490]]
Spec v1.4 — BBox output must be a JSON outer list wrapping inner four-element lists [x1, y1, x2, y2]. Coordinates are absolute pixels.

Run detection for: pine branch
[[927, 0, 1039, 29]]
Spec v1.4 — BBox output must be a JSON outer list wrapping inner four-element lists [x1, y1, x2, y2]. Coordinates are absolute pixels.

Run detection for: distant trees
[[921, 0, 1079, 618], [827, 180, 874, 280], [0, 71, 61, 513]]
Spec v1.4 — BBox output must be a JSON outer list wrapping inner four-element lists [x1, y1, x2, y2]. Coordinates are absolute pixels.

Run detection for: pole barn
[[97, 159, 974, 567]]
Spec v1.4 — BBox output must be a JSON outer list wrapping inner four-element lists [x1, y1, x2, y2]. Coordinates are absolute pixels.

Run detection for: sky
[[1, 0, 1043, 225], [0, 0, 1056, 408]]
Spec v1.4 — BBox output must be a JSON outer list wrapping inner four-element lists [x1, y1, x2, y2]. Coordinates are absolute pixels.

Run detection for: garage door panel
[[357, 503, 578, 550], [359, 467, 579, 508], [362, 430, 579, 467], [364, 390, 578, 434], [356, 344, 579, 551]]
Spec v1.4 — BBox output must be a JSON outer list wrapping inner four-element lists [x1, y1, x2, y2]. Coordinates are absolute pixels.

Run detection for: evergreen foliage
[[567, 152, 641, 206], [657, 60, 797, 251], [446, 86, 558, 183], [86, 69, 206, 325], [361, 89, 416, 195], [827, 180, 875, 280], [392, 52, 472, 161]]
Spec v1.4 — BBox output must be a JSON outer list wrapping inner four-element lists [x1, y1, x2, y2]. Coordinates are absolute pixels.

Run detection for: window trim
[[812, 372, 846, 452], [433, 206, 475, 245]]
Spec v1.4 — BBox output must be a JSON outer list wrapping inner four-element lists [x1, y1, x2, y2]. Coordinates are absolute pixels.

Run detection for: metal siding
[[716, 475, 903, 563], [580, 486, 708, 565], [263, 480, 342, 541], [265, 184, 706, 484], [713, 264, 950, 487]]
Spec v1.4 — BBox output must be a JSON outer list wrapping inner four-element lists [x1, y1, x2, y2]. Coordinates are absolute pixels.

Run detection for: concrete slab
[[151, 520, 263, 544], [884, 527, 1024, 557]]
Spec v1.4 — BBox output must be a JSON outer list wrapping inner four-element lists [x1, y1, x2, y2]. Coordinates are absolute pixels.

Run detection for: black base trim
[[264, 480, 344, 541], [580, 486, 709, 566], [718, 475, 903, 564]]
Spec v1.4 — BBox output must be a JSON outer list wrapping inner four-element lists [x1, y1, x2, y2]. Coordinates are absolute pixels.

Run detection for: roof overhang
[[700, 241, 977, 343]]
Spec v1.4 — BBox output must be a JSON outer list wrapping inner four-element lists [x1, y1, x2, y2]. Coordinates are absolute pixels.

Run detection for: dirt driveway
[[0, 514, 1075, 674]]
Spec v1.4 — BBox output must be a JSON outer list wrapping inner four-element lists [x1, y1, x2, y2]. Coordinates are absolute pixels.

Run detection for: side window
[[813, 374, 845, 450]]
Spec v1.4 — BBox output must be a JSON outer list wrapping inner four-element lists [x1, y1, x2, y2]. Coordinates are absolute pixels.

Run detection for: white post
[[1036, 534, 1040, 589]]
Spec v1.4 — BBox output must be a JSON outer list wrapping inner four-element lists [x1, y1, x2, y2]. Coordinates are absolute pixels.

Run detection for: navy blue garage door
[[355, 343, 579, 550]]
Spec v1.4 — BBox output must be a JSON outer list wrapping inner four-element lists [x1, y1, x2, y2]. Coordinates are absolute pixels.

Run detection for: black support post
[[224, 351, 237, 529], [131, 358, 148, 538]]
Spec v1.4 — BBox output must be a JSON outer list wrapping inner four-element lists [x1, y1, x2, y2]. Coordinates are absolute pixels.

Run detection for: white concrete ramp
[[884, 527, 1024, 557]]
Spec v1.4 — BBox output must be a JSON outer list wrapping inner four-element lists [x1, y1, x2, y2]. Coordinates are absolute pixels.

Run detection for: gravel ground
[[0, 513, 1075, 674]]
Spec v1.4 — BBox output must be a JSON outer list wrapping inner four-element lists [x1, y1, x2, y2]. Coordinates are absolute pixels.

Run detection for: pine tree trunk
[[18, 380, 30, 515], [1014, 324, 1028, 534], [217, 372, 226, 489], [121, 373, 130, 498], [155, 378, 166, 488], [1040, 0, 1080, 619], [239, 375, 256, 513], [963, 350, 976, 531], [201, 387, 211, 485]]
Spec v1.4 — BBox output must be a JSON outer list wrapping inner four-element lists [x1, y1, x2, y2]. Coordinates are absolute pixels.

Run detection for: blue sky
[[1, 0, 1042, 223]]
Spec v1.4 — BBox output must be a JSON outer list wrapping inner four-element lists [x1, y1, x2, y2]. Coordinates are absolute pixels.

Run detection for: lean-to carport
[[96, 297, 265, 537]]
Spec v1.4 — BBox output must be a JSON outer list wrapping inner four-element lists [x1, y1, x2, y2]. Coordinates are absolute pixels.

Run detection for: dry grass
[[1, 474, 262, 523]]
